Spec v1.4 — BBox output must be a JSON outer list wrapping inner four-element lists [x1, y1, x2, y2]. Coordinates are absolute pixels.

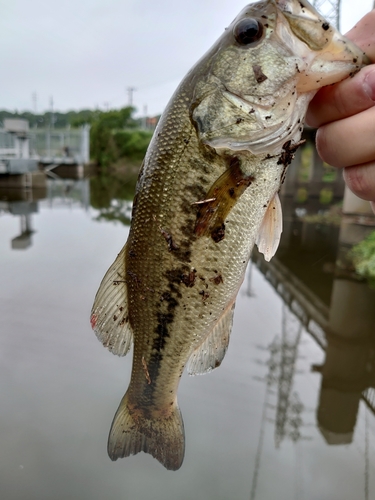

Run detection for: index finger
[[306, 10, 375, 128]]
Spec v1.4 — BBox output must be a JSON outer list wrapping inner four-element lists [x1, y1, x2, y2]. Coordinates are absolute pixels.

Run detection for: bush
[[114, 129, 153, 161], [89, 107, 152, 167], [350, 231, 375, 288]]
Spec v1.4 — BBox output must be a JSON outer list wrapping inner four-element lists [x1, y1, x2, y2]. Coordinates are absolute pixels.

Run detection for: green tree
[[89, 107, 152, 167]]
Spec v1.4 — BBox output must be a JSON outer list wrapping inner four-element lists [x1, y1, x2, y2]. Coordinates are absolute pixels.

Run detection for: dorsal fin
[[91, 243, 133, 356], [187, 302, 235, 376], [256, 192, 283, 262]]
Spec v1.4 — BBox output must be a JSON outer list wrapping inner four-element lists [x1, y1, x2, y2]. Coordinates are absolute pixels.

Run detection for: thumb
[[306, 65, 375, 127]]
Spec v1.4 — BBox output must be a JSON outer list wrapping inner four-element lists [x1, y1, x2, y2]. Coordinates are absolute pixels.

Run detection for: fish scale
[[91, 0, 369, 470]]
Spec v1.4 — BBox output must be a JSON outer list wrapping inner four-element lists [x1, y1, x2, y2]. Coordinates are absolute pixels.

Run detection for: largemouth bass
[[91, 0, 368, 470]]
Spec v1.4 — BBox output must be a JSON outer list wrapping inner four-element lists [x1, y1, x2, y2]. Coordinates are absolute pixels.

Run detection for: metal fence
[[29, 125, 90, 164]]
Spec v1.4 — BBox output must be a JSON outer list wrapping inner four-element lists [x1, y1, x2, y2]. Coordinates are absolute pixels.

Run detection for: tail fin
[[107, 393, 185, 471]]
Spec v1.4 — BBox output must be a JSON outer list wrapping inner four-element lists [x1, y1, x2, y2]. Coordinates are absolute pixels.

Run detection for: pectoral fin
[[187, 302, 235, 375], [256, 193, 283, 262], [90, 242, 133, 356]]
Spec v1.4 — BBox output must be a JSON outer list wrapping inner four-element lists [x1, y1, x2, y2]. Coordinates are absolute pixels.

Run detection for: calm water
[[1, 175, 375, 500]]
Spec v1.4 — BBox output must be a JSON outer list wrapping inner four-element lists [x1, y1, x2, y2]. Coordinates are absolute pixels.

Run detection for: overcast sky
[[1, 0, 373, 117]]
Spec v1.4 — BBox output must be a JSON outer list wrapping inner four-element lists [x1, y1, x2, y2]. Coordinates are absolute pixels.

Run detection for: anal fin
[[187, 302, 235, 376], [90, 242, 133, 356], [256, 192, 283, 262]]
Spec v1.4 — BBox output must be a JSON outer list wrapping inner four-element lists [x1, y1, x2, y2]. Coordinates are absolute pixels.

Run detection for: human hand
[[306, 10, 375, 214]]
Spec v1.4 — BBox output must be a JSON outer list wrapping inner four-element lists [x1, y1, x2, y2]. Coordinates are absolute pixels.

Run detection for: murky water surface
[[1, 174, 375, 500]]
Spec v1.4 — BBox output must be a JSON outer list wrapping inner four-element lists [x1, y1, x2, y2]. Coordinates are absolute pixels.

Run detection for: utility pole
[[127, 86, 137, 107], [50, 96, 55, 129], [32, 92, 37, 114], [313, 0, 341, 30], [143, 104, 148, 129]]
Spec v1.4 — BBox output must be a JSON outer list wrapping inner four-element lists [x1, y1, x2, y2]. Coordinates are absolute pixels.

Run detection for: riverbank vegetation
[[350, 231, 375, 289], [89, 108, 153, 168]]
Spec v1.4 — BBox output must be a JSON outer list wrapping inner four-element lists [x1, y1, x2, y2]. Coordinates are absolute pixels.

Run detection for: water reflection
[[252, 192, 375, 486], [0, 166, 136, 249], [1, 164, 375, 499], [0, 200, 36, 249]]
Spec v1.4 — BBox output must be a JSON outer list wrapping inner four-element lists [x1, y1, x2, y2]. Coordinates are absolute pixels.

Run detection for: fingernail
[[363, 69, 375, 101]]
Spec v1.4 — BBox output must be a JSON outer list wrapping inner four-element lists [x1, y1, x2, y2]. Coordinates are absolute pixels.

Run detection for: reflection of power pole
[[251, 337, 281, 500], [275, 304, 303, 447], [313, 0, 341, 30], [251, 332, 310, 500], [127, 87, 137, 106]]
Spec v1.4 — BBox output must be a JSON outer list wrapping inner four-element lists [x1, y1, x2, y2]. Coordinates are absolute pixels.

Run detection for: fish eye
[[233, 18, 263, 46]]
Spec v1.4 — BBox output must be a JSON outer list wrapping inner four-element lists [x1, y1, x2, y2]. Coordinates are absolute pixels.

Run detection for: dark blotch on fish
[[210, 274, 223, 285], [211, 223, 226, 243], [181, 270, 197, 288], [277, 140, 305, 167], [252, 65, 268, 83], [160, 229, 179, 252], [119, 316, 129, 326], [199, 290, 210, 301]]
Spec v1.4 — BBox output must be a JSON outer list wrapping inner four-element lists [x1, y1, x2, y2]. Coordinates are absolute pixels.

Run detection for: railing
[[0, 125, 90, 165], [29, 125, 90, 164]]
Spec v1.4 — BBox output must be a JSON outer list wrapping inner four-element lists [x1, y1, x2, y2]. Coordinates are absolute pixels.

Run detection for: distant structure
[[313, 0, 341, 30], [0, 119, 38, 174], [29, 125, 90, 166], [0, 118, 90, 175], [145, 116, 159, 130]]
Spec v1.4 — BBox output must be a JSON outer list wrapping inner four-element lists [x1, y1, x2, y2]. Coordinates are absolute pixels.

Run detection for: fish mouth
[[274, 0, 370, 92]]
